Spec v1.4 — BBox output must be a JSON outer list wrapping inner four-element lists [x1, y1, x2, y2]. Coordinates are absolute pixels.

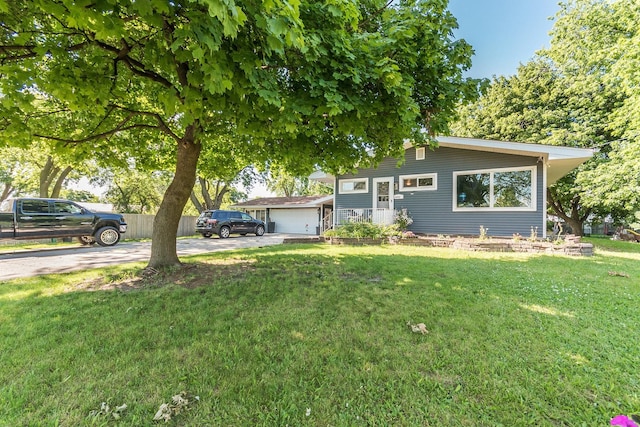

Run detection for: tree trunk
[[148, 126, 201, 268], [190, 190, 204, 213], [547, 188, 588, 236], [40, 156, 56, 197], [51, 166, 73, 198]]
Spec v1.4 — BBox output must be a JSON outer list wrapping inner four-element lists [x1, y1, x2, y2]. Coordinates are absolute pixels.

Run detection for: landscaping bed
[[326, 234, 594, 256]]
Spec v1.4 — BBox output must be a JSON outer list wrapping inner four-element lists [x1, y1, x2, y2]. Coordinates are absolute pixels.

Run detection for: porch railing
[[335, 208, 396, 226]]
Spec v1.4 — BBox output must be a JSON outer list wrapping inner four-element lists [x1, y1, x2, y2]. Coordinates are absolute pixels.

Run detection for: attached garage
[[233, 195, 333, 235]]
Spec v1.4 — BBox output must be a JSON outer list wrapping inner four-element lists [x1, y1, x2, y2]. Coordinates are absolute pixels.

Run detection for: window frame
[[453, 166, 537, 212], [398, 173, 438, 192], [338, 178, 369, 194], [415, 147, 426, 160]]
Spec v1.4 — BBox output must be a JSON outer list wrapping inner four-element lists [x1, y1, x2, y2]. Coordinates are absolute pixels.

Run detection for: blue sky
[[447, 0, 561, 79]]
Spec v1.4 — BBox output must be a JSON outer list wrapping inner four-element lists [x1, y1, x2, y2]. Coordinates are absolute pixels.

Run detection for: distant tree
[[267, 166, 332, 197], [104, 169, 167, 214]]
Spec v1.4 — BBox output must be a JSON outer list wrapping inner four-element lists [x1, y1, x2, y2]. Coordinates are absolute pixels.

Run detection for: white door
[[372, 177, 394, 224]]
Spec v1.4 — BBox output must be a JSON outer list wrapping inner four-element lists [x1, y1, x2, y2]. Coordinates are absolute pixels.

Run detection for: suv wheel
[[219, 226, 231, 239], [255, 225, 265, 236]]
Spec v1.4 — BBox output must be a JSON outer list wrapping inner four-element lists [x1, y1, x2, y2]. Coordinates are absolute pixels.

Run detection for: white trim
[[338, 178, 368, 194], [542, 158, 548, 238], [453, 166, 537, 212], [416, 147, 426, 160], [372, 177, 394, 211], [399, 173, 437, 192]]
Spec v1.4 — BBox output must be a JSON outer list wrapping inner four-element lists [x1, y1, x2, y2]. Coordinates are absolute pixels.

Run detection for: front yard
[[0, 239, 638, 425]]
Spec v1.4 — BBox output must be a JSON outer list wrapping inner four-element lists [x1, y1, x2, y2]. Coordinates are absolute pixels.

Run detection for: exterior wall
[[269, 208, 320, 234], [335, 146, 545, 237]]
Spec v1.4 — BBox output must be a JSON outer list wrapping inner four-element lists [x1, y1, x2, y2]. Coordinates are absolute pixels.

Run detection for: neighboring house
[[312, 136, 594, 238], [232, 195, 333, 235]]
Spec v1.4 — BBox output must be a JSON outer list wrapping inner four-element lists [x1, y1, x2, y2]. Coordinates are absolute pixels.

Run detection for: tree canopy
[[1, 0, 475, 267]]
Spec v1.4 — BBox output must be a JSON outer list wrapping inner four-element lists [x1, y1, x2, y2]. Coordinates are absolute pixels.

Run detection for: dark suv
[[196, 210, 265, 238]]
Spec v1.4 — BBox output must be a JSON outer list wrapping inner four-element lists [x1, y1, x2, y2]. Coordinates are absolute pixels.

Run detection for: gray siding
[[336, 146, 545, 237]]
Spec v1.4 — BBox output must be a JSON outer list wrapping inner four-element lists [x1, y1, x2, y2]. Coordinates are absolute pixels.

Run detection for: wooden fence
[[122, 214, 198, 239]]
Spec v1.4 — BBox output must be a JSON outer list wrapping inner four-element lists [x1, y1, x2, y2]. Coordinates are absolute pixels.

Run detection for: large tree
[[1, 0, 474, 267]]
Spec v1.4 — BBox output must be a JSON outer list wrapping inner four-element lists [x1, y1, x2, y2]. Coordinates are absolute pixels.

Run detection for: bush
[[324, 221, 401, 239]]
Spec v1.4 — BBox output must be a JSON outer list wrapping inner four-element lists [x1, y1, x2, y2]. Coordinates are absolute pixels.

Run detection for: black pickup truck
[[0, 198, 127, 246]]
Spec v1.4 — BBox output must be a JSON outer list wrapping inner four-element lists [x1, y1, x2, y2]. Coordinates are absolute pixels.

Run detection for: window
[[21, 199, 50, 214], [416, 147, 426, 160], [54, 201, 83, 214], [399, 173, 437, 191], [454, 166, 535, 211], [339, 178, 368, 194]]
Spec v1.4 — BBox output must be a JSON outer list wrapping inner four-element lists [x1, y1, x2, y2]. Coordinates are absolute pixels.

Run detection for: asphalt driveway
[[0, 234, 293, 281]]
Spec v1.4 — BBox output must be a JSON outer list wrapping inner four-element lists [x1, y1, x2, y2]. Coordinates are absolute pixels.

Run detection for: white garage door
[[270, 208, 319, 234]]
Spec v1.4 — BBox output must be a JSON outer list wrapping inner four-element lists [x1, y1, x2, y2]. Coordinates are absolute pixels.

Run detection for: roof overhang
[[232, 195, 333, 209], [427, 136, 594, 184], [309, 170, 335, 185]]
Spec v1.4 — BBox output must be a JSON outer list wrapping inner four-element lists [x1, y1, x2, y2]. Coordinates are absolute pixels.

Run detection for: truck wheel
[[218, 226, 231, 239], [78, 235, 96, 245], [255, 225, 265, 236], [95, 226, 121, 246]]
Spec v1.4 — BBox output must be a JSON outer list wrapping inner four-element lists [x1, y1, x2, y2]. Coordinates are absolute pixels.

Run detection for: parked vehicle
[[196, 210, 265, 238], [0, 198, 127, 246]]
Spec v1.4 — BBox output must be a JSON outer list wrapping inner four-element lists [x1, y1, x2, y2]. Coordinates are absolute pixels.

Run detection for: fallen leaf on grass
[[407, 322, 429, 334], [153, 391, 199, 422], [89, 402, 127, 420], [608, 271, 630, 278]]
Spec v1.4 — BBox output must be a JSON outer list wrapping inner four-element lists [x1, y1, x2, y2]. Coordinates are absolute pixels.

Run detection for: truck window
[[54, 201, 82, 214], [21, 200, 51, 214]]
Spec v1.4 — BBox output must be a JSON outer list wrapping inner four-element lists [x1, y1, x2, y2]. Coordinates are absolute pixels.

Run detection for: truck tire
[[255, 225, 265, 236], [95, 226, 121, 246]]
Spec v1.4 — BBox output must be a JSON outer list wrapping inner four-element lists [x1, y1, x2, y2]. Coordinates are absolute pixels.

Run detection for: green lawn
[[1, 241, 639, 426]]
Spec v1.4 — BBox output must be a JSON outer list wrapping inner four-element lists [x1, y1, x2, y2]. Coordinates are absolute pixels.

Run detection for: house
[[312, 136, 594, 238], [232, 195, 333, 235]]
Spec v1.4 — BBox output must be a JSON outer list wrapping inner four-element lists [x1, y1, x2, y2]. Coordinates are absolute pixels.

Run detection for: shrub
[[325, 221, 401, 239]]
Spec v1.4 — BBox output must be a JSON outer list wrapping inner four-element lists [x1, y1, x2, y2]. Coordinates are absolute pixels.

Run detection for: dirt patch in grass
[[66, 258, 257, 292]]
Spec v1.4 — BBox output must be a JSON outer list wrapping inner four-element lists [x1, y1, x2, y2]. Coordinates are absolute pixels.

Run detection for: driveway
[[0, 234, 294, 281]]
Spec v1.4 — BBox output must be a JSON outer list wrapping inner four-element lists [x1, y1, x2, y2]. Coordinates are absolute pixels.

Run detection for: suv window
[[229, 212, 242, 219], [212, 211, 229, 220], [21, 200, 50, 214], [241, 213, 252, 220]]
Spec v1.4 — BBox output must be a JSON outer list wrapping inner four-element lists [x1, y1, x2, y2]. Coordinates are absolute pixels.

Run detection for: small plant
[[512, 233, 522, 242], [479, 225, 489, 240], [394, 209, 414, 230], [401, 230, 417, 238], [528, 226, 538, 242]]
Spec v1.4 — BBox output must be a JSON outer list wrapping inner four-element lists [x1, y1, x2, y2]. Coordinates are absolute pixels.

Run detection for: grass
[[1, 240, 639, 426]]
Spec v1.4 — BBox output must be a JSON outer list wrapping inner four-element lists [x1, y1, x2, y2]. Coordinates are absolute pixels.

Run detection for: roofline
[[232, 195, 334, 209]]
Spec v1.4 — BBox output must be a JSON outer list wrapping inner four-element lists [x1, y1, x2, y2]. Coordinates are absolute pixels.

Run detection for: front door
[[372, 177, 394, 224]]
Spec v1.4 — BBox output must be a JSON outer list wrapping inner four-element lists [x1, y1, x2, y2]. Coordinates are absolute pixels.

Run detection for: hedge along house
[[232, 195, 334, 235], [311, 136, 594, 238]]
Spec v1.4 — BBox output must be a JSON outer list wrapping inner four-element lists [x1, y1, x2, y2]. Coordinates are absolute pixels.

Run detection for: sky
[[447, 0, 561, 79]]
